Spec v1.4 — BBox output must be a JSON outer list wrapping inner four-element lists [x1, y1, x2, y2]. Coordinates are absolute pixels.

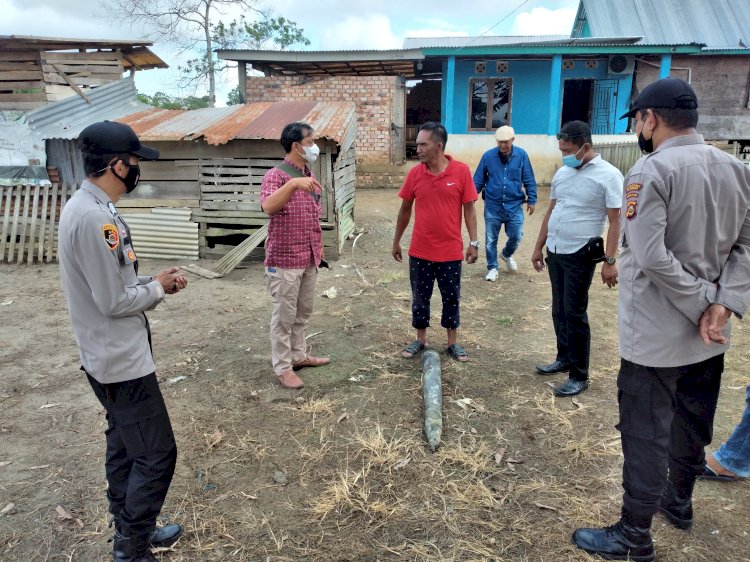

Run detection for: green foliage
[[137, 91, 211, 110], [226, 86, 243, 106], [178, 14, 309, 105]]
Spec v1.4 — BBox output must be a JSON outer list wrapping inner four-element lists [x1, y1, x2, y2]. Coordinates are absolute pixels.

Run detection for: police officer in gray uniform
[[573, 78, 750, 561], [58, 121, 187, 562]]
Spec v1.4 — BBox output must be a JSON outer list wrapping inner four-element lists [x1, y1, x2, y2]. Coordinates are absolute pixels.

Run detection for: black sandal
[[445, 343, 468, 361], [402, 340, 426, 358]]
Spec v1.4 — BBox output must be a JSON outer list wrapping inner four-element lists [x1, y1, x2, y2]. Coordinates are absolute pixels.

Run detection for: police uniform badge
[[625, 183, 641, 221], [102, 224, 120, 250], [626, 200, 638, 220], [127, 249, 137, 261]]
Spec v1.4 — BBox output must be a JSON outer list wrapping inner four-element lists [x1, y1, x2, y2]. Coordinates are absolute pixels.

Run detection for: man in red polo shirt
[[260, 122, 329, 389], [392, 121, 479, 361]]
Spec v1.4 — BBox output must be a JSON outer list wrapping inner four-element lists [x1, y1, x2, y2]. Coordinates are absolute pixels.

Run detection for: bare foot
[[706, 452, 737, 478]]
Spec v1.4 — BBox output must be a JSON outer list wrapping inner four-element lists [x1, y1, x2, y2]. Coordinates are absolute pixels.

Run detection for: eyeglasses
[[556, 132, 587, 141]]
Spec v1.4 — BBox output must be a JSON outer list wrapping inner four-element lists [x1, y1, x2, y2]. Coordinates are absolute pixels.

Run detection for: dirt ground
[[1, 188, 749, 562]]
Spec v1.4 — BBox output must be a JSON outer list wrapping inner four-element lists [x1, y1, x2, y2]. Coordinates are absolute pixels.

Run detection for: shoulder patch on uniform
[[625, 183, 642, 194], [102, 224, 120, 250], [127, 249, 136, 261], [625, 200, 638, 220]]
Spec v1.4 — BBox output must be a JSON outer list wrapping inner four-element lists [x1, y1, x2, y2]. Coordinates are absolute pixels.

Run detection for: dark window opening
[[561, 79, 593, 126], [469, 78, 511, 131]]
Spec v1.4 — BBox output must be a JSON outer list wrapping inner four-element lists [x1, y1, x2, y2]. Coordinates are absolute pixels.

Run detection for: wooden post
[[46, 183, 59, 263], [37, 184, 50, 262], [27, 184, 40, 264], [8, 186, 22, 262], [0, 187, 10, 262]]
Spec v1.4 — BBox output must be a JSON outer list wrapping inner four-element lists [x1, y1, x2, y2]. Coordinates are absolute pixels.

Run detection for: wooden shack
[[116, 101, 357, 259], [0, 35, 167, 110]]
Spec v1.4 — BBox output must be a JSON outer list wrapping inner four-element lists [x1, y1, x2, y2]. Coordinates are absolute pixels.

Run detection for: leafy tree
[[106, 0, 262, 107], [137, 91, 211, 110], [226, 86, 243, 106], [106, 0, 309, 107], [180, 15, 311, 104]]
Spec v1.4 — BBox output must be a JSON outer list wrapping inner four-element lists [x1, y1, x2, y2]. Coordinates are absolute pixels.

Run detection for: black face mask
[[111, 163, 141, 193], [637, 132, 654, 155]]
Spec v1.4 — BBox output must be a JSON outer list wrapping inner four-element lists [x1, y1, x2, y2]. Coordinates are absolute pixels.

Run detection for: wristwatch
[[605, 256, 616, 265], [469, 240, 480, 248]]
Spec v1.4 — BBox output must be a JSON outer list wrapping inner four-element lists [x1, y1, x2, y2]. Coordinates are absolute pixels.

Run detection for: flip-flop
[[402, 340, 426, 358], [699, 465, 738, 482], [445, 343, 469, 362]]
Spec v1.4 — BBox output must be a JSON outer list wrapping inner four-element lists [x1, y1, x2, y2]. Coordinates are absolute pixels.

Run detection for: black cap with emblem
[[619, 77, 698, 120], [78, 120, 159, 160]]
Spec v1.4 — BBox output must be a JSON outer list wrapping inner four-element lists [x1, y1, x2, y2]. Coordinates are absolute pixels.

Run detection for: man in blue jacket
[[473, 126, 537, 280]]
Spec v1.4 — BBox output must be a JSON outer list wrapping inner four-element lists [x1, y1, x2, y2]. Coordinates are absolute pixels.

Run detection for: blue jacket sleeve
[[521, 151, 537, 205], [473, 154, 487, 195]]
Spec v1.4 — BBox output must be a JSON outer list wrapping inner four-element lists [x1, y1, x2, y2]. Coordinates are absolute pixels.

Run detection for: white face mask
[[299, 143, 320, 163]]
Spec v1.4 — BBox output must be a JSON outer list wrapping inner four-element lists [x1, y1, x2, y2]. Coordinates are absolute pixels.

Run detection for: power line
[[454, 0, 532, 52]]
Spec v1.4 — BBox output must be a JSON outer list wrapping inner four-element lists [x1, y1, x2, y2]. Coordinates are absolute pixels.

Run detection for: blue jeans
[[714, 385, 750, 477], [484, 205, 524, 270]]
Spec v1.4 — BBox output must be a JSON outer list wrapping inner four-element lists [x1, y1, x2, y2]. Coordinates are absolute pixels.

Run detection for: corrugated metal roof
[[403, 35, 569, 49], [117, 101, 358, 148], [579, 0, 750, 49], [125, 208, 199, 260], [26, 77, 151, 140]]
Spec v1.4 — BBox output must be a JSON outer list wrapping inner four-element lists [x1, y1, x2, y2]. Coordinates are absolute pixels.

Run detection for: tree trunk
[[204, 1, 216, 106]]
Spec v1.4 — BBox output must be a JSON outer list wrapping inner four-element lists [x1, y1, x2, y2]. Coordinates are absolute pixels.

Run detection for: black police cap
[[78, 120, 159, 160], [620, 77, 698, 119]]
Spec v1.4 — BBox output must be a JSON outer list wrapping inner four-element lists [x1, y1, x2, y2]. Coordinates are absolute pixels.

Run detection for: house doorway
[[561, 79, 593, 126], [405, 79, 442, 159]]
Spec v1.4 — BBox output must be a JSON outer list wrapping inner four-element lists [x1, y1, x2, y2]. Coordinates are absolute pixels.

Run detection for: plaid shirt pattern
[[260, 158, 323, 268]]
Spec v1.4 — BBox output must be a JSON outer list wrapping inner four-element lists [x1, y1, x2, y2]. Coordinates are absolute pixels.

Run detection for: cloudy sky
[[0, 0, 579, 104]]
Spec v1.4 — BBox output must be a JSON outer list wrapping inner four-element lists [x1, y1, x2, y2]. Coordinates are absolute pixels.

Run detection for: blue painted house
[[222, 0, 750, 185]]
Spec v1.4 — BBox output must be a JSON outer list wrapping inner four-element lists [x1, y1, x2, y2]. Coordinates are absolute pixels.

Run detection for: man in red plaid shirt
[[260, 122, 329, 389]]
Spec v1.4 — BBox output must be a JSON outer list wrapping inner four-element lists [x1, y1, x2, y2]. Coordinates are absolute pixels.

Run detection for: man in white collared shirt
[[531, 120, 623, 397]]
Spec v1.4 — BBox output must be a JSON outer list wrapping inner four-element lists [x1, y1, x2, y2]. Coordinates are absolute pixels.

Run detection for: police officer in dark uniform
[[58, 121, 188, 562], [572, 79, 750, 561]]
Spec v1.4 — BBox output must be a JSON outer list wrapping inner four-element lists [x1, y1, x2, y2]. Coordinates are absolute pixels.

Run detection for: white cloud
[[510, 7, 576, 35], [320, 14, 401, 50], [404, 29, 469, 39]]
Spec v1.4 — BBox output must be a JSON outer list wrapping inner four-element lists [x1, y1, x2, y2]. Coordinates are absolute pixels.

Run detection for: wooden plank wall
[[0, 50, 46, 110], [333, 146, 357, 252], [0, 183, 77, 264], [42, 51, 125, 102]]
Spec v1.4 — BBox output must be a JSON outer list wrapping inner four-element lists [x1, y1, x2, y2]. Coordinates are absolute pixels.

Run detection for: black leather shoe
[[553, 378, 589, 397], [535, 360, 572, 375], [659, 481, 693, 530], [572, 520, 654, 561], [113, 531, 158, 562], [111, 516, 183, 547], [149, 523, 183, 547]]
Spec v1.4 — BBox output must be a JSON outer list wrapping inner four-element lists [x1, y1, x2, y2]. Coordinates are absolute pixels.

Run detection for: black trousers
[[546, 249, 596, 381], [617, 355, 723, 519], [86, 371, 177, 538], [409, 256, 462, 330]]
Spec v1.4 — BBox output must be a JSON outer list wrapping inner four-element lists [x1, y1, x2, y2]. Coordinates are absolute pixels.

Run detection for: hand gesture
[[392, 241, 403, 262], [155, 267, 188, 294], [601, 263, 618, 288], [699, 304, 732, 345], [531, 249, 545, 272]]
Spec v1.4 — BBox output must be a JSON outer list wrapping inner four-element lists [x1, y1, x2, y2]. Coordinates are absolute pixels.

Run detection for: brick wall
[[635, 56, 750, 140], [244, 75, 400, 175]]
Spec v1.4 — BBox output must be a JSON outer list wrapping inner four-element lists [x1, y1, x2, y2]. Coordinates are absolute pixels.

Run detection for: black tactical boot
[[111, 515, 183, 547], [659, 479, 694, 530], [572, 512, 654, 562], [112, 532, 157, 562]]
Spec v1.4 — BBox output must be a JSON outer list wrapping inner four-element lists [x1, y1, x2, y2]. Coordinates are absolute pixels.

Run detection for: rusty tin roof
[[117, 101, 357, 149]]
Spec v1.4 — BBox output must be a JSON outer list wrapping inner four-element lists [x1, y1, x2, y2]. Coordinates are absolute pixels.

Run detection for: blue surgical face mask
[[562, 144, 586, 168]]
